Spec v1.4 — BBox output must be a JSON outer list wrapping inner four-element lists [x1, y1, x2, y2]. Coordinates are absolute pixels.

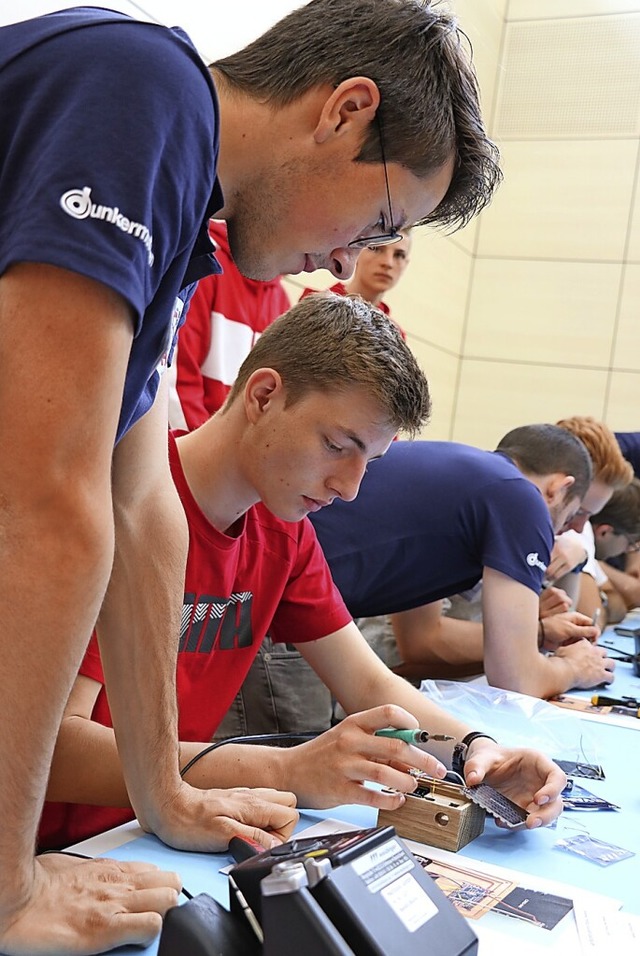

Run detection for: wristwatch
[[452, 731, 498, 778]]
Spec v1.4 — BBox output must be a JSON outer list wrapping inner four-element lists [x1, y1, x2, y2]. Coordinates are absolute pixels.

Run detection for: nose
[[329, 458, 368, 503], [567, 513, 589, 533], [377, 247, 395, 269], [329, 247, 361, 280]]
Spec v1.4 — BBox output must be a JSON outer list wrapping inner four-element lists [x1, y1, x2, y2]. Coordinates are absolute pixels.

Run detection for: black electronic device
[[158, 892, 261, 956], [613, 625, 640, 638], [230, 826, 478, 956]]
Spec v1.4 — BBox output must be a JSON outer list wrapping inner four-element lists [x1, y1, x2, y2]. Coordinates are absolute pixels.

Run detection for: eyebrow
[[339, 428, 367, 453], [337, 427, 391, 462]]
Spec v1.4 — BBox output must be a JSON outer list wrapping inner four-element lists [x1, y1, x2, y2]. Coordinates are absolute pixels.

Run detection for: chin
[[267, 503, 307, 523]]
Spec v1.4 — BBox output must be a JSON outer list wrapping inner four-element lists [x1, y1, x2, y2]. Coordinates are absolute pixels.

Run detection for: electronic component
[[555, 832, 635, 866], [561, 782, 620, 811], [553, 759, 605, 780], [462, 784, 529, 828]]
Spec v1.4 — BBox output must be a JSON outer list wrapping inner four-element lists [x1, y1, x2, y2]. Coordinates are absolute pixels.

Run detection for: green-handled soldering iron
[[375, 728, 455, 744]]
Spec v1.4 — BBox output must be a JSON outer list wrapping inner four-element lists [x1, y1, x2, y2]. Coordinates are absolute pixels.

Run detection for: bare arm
[[297, 625, 565, 826], [49, 626, 564, 827], [0, 263, 180, 952], [597, 561, 640, 613], [95, 375, 188, 834], [390, 602, 485, 680], [482, 567, 614, 697], [47, 675, 298, 846], [47, 671, 447, 816]]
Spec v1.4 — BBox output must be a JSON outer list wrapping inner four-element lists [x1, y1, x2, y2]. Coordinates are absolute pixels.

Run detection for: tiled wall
[[286, 0, 640, 448]]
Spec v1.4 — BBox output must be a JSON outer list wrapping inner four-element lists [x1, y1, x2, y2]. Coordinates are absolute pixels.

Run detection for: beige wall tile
[[407, 345, 460, 441], [388, 231, 472, 354], [508, 1, 640, 20], [279, 277, 299, 306], [606, 370, 640, 429], [612, 265, 640, 371], [627, 176, 640, 263], [478, 140, 638, 261], [453, 0, 507, 128], [285, 269, 335, 300], [464, 259, 621, 366], [451, 359, 609, 447]]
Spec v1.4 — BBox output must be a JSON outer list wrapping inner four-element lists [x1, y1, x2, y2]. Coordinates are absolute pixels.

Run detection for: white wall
[[0, 1, 303, 57]]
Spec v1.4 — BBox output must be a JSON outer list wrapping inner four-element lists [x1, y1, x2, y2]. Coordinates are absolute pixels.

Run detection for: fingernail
[[530, 817, 542, 828], [537, 794, 550, 805]]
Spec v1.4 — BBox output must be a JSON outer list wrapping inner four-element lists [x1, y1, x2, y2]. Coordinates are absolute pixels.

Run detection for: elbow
[[15, 481, 115, 589]]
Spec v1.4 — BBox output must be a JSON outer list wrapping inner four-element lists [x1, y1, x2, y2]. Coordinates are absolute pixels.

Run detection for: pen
[[375, 728, 455, 744], [591, 694, 640, 708]]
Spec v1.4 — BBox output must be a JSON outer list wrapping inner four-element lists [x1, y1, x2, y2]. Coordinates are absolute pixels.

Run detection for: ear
[[545, 473, 575, 506], [593, 523, 614, 540], [243, 368, 285, 424], [313, 77, 380, 145]]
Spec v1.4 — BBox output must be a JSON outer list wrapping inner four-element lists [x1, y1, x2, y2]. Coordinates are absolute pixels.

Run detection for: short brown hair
[[556, 416, 633, 491], [212, 0, 501, 231], [592, 478, 640, 538], [225, 292, 431, 437], [496, 424, 592, 501]]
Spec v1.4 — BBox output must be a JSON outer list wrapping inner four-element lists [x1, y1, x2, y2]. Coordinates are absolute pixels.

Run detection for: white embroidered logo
[[526, 552, 547, 572], [59, 186, 154, 266]]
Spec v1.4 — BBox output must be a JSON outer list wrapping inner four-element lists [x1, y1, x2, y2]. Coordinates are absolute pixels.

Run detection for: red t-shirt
[[169, 220, 290, 429], [39, 433, 351, 849]]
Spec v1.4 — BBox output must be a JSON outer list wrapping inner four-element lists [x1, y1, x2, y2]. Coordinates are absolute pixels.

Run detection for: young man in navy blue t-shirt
[[309, 426, 614, 699], [0, 2, 503, 951]]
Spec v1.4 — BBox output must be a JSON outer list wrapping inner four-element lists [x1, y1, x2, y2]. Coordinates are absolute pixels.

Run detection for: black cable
[[179, 732, 321, 779]]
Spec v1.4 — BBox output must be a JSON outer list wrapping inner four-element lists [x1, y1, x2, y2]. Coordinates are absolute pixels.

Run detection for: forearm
[[391, 610, 484, 678], [600, 563, 640, 610], [1, 493, 114, 903], [485, 650, 579, 699], [482, 570, 582, 698], [552, 571, 581, 607], [97, 475, 188, 832], [48, 720, 291, 806]]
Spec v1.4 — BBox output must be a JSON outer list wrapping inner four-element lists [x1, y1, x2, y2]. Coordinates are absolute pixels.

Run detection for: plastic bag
[[419, 678, 600, 763]]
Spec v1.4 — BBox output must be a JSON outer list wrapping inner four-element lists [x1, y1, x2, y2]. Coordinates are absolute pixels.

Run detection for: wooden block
[[377, 779, 486, 853]]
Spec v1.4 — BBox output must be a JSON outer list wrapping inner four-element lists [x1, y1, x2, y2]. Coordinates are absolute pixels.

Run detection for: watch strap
[[452, 732, 498, 778]]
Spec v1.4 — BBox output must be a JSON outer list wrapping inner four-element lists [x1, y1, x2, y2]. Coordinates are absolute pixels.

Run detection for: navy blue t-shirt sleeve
[[467, 477, 553, 593], [0, 18, 216, 330]]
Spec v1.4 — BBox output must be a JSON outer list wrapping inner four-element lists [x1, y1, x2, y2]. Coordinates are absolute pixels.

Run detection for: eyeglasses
[[348, 113, 403, 250]]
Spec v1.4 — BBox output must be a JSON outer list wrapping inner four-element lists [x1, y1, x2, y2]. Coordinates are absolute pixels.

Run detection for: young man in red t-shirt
[[41, 294, 565, 851]]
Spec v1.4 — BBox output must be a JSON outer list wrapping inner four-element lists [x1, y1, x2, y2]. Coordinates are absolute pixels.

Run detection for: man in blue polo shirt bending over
[[308, 427, 614, 700]]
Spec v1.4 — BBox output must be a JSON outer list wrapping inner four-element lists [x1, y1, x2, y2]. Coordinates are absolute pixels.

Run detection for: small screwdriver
[[375, 728, 455, 744]]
